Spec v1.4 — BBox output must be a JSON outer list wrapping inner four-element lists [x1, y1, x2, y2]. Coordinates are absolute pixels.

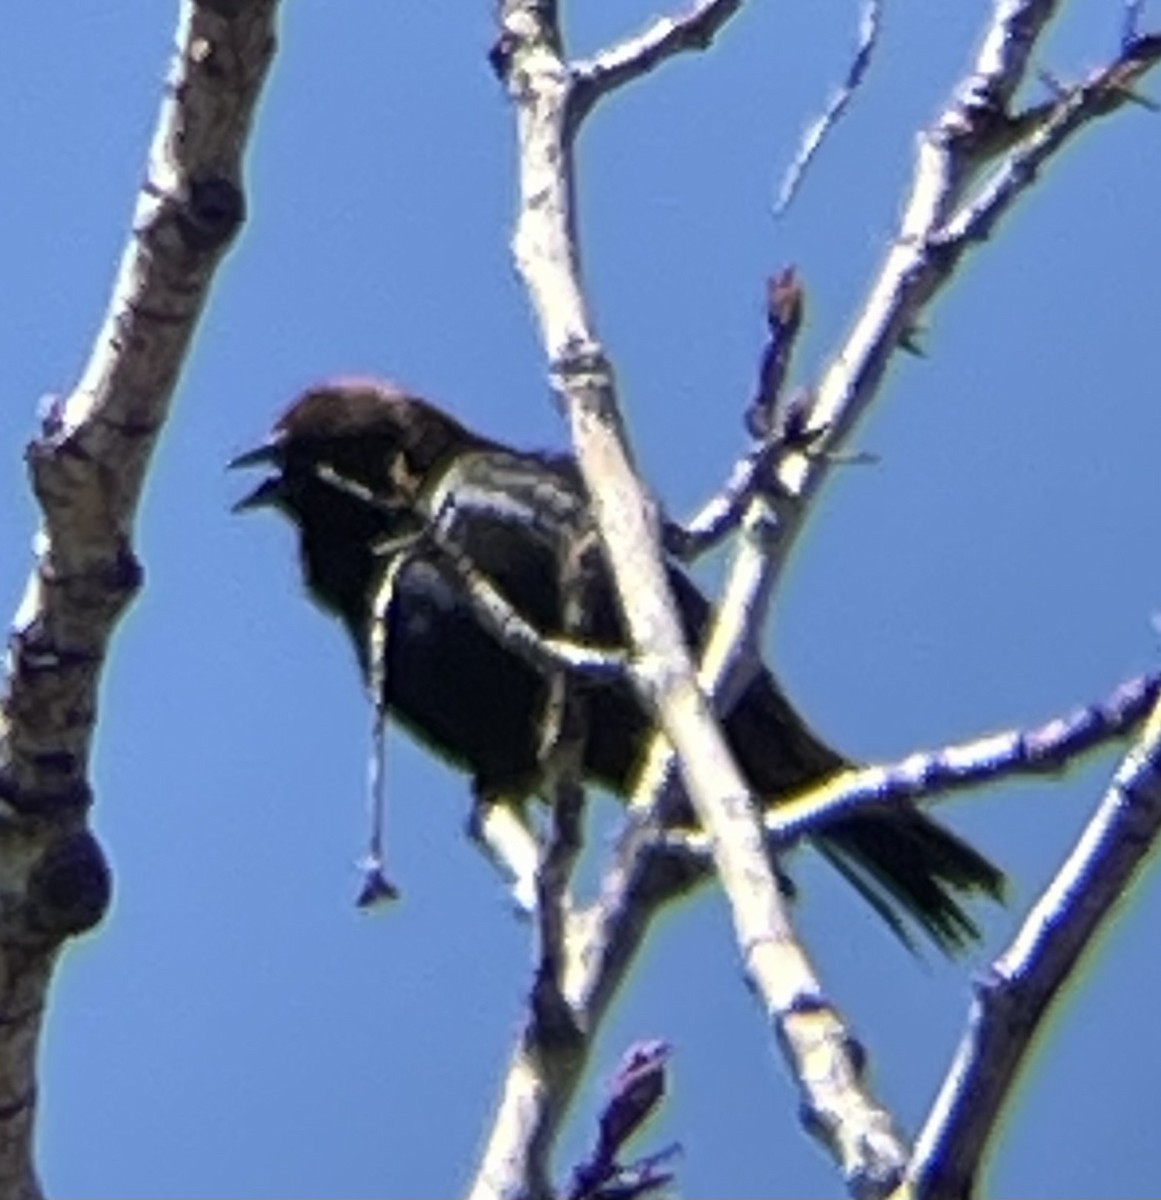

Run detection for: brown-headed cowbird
[[231, 378, 1003, 952]]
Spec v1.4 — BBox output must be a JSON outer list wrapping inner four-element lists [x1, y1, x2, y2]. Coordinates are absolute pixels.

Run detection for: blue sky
[[3, 3, 1161, 1197]]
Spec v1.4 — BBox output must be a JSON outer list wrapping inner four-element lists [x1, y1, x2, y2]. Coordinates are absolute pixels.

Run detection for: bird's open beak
[[228, 437, 285, 512], [230, 475, 286, 513], [227, 438, 282, 471]]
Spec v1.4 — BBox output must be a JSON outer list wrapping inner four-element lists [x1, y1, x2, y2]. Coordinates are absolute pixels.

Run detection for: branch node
[[528, 958, 584, 1050], [176, 174, 246, 254], [27, 829, 112, 939]]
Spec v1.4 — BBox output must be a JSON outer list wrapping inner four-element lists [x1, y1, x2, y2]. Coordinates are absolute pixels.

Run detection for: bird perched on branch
[[231, 377, 1003, 952]]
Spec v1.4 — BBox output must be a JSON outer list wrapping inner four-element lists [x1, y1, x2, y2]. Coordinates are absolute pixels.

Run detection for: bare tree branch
[[662, 669, 1161, 860], [775, 0, 885, 214], [470, 2, 1161, 1194], [694, 270, 817, 720], [902, 692, 1161, 1199], [469, 774, 771, 1200], [572, 0, 746, 117], [937, 36, 1161, 245], [763, 4, 1161, 586], [1124, 0, 1147, 47], [663, 440, 778, 560], [473, 4, 1161, 1195], [475, 6, 908, 1199], [957, 0, 1059, 115], [498, 10, 825, 1075], [9, 0, 1156, 1195], [0, 3, 280, 1193]]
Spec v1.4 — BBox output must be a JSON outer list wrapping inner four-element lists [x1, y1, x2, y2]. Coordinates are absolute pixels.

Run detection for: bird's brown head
[[231, 377, 492, 628], [230, 377, 494, 517]]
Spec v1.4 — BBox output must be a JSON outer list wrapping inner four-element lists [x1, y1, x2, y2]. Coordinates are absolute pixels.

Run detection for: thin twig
[[776, 0, 885, 215], [669, 268, 807, 562], [663, 443, 773, 561], [1123, 0, 1146, 50], [572, 0, 746, 118]]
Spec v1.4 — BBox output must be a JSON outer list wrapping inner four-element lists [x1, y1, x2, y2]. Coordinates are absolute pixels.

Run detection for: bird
[[230, 377, 1004, 952]]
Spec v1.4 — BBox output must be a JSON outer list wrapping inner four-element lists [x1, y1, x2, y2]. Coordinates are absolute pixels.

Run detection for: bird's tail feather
[[812, 807, 1005, 955]]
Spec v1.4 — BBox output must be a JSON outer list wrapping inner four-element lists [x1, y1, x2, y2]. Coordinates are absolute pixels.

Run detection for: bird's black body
[[233, 378, 1003, 952]]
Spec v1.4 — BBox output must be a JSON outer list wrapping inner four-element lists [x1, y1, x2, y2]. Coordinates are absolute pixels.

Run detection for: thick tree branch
[[475, 6, 906, 1199], [473, 5, 1161, 1198], [0, 3, 279, 1194], [498, 12, 822, 1086]]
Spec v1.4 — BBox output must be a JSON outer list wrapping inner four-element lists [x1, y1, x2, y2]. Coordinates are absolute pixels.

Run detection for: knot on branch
[[490, 2, 564, 82], [177, 174, 246, 254], [549, 344, 618, 424], [528, 957, 585, 1050], [550, 343, 612, 391], [489, 32, 518, 81], [944, 79, 1008, 138], [10, 533, 144, 647], [28, 829, 112, 939]]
